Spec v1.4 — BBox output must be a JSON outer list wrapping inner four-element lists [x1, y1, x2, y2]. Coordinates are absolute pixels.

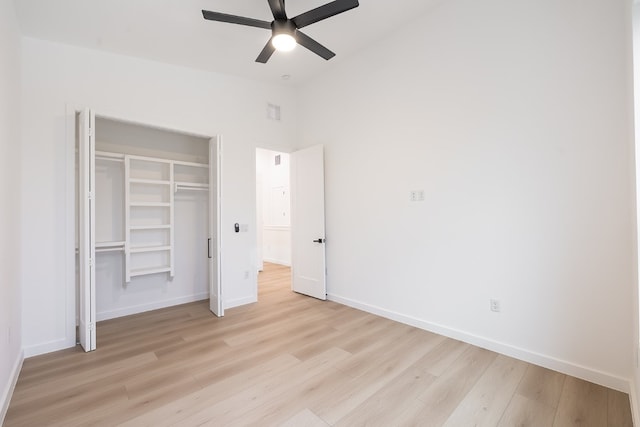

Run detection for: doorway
[[256, 148, 292, 279], [256, 145, 328, 301], [75, 110, 222, 351]]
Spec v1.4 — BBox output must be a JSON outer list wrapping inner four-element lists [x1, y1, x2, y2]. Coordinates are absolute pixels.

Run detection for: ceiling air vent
[[267, 103, 281, 121]]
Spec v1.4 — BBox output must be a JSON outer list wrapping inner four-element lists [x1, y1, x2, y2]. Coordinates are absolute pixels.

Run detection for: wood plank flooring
[[4, 263, 633, 426]]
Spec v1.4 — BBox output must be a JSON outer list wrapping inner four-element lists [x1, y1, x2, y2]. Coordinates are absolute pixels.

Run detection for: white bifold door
[[78, 109, 96, 352], [291, 145, 327, 300], [209, 136, 223, 317]]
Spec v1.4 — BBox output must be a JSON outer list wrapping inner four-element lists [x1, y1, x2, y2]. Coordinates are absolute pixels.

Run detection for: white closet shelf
[[96, 241, 126, 248], [130, 178, 171, 185], [175, 181, 208, 187], [174, 160, 208, 168], [130, 266, 172, 277], [130, 202, 171, 207], [130, 245, 171, 254], [130, 224, 171, 230], [175, 182, 209, 193], [96, 151, 125, 162]]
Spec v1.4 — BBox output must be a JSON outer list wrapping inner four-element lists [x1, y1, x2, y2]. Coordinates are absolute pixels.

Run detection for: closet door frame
[[69, 107, 223, 350]]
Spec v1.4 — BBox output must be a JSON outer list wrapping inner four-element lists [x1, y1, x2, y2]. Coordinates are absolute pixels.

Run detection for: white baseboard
[[225, 295, 257, 310], [328, 293, 630, 393], [630, 379, 639, 427], [23, 337, 75, 358], [1, 349, 24, 425], [97, 293, 210, 321]]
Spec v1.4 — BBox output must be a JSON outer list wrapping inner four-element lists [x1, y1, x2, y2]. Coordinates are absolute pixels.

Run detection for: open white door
[[209, 136, 223, 316], [78, 109, 96, 351], [291, 145, 326, 300]]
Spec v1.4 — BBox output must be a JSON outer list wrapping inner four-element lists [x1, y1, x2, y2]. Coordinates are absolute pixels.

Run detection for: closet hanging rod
[[96, 247, 125, 254]]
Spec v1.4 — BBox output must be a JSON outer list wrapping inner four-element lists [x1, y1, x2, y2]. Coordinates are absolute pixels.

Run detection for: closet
[[77, 110, 222, 352]]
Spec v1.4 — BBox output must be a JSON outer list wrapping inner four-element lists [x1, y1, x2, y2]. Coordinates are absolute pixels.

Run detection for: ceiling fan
[[202, 0, 360, 63]]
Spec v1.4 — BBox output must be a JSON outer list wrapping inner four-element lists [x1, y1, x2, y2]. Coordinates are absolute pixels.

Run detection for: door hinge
[[89, 322, 95, 331], [89, 258, 93, 267], [88, 191, 94, 200], [89, 128, 94, 137]]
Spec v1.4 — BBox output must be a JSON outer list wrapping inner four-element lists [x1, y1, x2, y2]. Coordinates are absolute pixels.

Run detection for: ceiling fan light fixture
[[202, 0, 360, 63], [272, 33, 296, 52]]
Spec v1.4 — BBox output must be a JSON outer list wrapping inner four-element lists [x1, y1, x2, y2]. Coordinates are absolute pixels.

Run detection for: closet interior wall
[[88, 118, 211, 321]]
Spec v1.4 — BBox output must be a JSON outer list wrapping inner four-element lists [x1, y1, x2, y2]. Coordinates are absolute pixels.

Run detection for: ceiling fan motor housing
[[272, 19, 296, 37]]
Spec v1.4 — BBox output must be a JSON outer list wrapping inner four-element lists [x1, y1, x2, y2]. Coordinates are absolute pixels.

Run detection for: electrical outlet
[[490, 299, 501, 312], [244, 270, 250, 280]]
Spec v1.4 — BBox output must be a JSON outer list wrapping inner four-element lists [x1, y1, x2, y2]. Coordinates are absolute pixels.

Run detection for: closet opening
[[75, 112, 222, 351], [256, 148, 292, 294]]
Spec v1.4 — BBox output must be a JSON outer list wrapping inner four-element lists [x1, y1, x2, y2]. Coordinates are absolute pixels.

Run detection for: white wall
[[632, 1, 640, 421], [21, 37, 296, 356], [299, 0, 636, 392], [0, 0, 23, 421], [256, 148, 291, 266]]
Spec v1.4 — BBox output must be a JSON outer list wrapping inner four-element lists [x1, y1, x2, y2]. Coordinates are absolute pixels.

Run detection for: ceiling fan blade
[[292, 0, 359, 29], [267, 0, 287, 20], [295, 31, 335, 60], [256, 38, 276, 63], [202, 10, 272, 30]]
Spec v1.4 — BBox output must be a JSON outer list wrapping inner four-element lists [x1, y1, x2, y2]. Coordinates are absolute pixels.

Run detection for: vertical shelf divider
[[124, 155, 131, 282], [169, 161, 175, 278]]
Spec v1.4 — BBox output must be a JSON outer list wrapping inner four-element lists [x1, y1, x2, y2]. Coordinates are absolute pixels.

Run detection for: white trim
[[328, 292, 631, 393], [225, 295, 257, 310], [65, 104, 80, 355], [0, 350, 23, 425], [630, 379, 639, 426], [23, 337, 73, 358], [96, 293, 209, 321]]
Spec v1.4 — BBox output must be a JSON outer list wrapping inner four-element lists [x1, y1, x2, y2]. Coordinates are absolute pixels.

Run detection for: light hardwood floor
[[5, 263, 633, 426]]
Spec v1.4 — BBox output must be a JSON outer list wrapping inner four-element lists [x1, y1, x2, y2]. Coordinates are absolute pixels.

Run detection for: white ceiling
[[14, 0, 441, 85]]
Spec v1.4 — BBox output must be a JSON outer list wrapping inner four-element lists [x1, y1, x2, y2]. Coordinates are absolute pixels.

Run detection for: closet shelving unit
[[125, 154, 176, 282], [94, 150, 209, 283]]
